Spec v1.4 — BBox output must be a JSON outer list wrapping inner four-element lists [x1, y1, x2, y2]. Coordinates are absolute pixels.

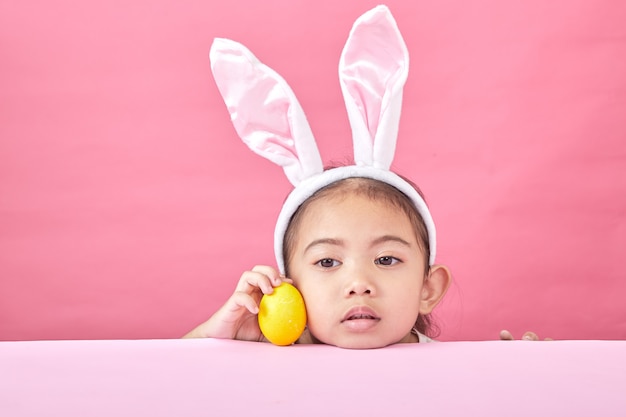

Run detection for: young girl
[[185, 6, 541, 347], [184, 6, 452, 349], [185, 173, 451, 348]]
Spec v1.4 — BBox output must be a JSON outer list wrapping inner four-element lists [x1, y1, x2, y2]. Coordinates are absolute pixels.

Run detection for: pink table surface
[[1, 338, 625, 416]]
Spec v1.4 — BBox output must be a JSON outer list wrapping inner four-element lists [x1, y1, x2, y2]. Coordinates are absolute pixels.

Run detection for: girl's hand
[[499, 330, 553, 341], [183, 266, 290, 341]]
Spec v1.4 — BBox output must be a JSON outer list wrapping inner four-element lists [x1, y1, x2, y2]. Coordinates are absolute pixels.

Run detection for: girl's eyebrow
[[370, 235, 412, 248], [303, 235, 411, 253], [304, 238, 343, 254]]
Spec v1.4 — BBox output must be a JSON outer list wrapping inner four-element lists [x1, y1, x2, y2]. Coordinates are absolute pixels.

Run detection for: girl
[[185, 174, 451, 348], [184, 6, 543, 347], [185, 6, 451, 348]]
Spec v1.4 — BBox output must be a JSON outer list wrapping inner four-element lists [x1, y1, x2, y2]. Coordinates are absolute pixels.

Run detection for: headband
[[209, 5, 437, 273]]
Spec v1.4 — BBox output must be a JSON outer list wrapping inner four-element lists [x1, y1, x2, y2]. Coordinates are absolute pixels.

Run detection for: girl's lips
[[341, 306, 381, 332], [341, 306, 380, 322]]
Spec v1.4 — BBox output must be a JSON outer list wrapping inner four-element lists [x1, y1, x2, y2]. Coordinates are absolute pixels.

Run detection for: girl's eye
[[316, 258, 339, 268], [375, 256, 399, 266]]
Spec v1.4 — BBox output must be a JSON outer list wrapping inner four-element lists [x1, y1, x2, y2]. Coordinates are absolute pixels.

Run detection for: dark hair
[[282, 173, 440, 338]]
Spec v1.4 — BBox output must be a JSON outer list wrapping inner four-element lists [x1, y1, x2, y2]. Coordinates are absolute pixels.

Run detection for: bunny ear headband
[[210, 5, 436, 273]]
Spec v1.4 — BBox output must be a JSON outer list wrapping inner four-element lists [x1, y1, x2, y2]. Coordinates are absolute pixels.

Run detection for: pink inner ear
[[211, 42, 299, 163], [210, 38, 323, 185], [340, 13, 407, 141], [235, 77, 298, 161]]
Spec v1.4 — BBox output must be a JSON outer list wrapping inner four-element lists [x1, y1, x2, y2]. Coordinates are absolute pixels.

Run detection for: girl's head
[[282, 176, 451, 348]]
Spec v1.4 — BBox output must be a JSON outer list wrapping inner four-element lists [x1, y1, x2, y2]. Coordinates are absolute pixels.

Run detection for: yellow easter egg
[[258, 282, 307, 346]]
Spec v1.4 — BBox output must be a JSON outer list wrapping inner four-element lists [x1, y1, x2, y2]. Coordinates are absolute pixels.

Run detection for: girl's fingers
[[500, 330, 549, 341], [251, 265, 283, 286], [227, 291, 259, 315], [521, 331, 539, 341], [252, 265, 295, 285], [499, 330, 514, 341], [235, 265, 283, 294]]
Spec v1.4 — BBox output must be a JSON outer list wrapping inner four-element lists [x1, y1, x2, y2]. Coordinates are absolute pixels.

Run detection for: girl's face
[[287, 191, 433, 349]]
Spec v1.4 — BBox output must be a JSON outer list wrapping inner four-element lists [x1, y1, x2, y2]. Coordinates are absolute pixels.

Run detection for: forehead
[[305, 178, 413, 215], [282, 179, 430, 272], [298, 189, 413, 232], [282, 176, 429, 252]]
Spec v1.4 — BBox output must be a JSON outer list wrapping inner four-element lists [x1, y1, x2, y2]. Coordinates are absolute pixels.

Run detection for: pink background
[[1, 0, 625, 341]]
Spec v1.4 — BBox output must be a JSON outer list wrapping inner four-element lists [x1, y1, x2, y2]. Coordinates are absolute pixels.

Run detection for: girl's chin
[[320, 334, 405, 349], [303, 326, 415, 349]]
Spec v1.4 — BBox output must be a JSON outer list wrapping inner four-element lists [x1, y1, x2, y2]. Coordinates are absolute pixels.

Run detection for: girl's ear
[[419, 265, 452, 314]]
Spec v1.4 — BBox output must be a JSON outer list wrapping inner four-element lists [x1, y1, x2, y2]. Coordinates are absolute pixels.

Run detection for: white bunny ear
[[210, 38, 324, 186], [339, 5, 409, 170]]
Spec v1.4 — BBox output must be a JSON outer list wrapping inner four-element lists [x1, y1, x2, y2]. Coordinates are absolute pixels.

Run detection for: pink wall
[[1, 0, 625, 341]]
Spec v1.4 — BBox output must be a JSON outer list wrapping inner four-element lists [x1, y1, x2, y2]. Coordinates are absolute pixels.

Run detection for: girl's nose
[[349, 285, 372, 295], [344, 270, 375, 296]]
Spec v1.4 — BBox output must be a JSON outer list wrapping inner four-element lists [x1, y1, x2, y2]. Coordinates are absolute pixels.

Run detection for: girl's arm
[[183, 265, 288, 342]]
